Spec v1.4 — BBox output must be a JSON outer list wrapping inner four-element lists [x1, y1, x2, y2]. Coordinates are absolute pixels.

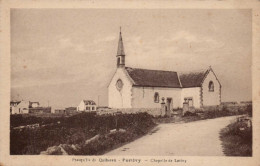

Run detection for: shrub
[[10, 112, 156, 155], [220, 119, 252, 156], [183, 111, 197, 117], [246, 105, 252, 117]]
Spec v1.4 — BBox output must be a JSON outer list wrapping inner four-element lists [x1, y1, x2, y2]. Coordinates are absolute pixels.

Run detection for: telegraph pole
[[98, 95, 100, 107]]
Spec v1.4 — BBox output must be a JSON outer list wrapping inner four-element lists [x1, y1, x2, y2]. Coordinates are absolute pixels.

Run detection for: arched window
[[209, 81, 214, 92], [154, 92, 159, 103], [116, 79, 123, 91]]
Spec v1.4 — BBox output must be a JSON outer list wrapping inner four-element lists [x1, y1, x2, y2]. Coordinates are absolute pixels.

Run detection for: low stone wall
[[200, 104, 251, 112], [97, 108, 165, 117]]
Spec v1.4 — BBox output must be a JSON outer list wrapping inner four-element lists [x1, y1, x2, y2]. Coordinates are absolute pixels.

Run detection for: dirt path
[[106, 116, 237, 156]]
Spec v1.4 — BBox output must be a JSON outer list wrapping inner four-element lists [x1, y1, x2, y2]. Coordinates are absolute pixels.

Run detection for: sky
[[11, 9, 252, 109]]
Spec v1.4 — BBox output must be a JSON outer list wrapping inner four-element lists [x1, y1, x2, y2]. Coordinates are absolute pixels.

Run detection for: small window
[[116, 79, 123, 91], [184, 97, 193, 107], [154, 92, 159, 103], [209, 81, 214, 92], [117, 57, 120, 66]]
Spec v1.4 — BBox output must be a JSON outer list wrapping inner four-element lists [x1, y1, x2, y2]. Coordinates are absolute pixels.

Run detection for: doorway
[[166, 98, 173, 112]]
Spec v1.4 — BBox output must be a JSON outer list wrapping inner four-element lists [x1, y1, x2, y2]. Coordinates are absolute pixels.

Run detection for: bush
[[183, 111, 197, 117], [246, 105, 252, 117], [10, 112, 156, 155], [220, 120, 252, 156]]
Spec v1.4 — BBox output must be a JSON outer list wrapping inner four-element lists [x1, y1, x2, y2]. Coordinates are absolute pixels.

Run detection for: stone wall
[[200, 104, 250, 112], [97, 108, 165, 117]]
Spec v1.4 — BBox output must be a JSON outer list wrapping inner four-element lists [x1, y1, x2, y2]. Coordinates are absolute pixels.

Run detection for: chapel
[[108, 30, 221, 111]]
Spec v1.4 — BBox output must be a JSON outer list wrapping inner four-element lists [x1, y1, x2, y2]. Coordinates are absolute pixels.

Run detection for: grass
[[219, 119, 252, 156]]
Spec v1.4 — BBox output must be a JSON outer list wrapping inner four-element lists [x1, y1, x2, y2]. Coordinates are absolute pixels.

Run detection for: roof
[[125, 67, 182, 88], [10, 101, 21, 105], [65, 107, 77, 110], [124, 67, 218, 88], [10, 101, 21, 106], [179, 70, 207, 88], [29, 101, 40, 106], [83, 100, 96, 105], [117, 31, 125, 56]]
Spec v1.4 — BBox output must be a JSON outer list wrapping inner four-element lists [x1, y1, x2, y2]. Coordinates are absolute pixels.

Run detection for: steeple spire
[[116, 27, 125, 68], [117, 27, 125, 56]]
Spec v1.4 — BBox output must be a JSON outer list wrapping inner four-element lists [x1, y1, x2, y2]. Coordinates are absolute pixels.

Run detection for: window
[[184, 97, 193, 107], [209, 81, 214, 92], [116, 79, 123, 91], [154, 92, 159, 103], [117, 57, 120, 66]]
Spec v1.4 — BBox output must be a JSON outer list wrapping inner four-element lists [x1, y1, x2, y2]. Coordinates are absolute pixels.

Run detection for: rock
[[109, 128, 126, 134], [58, 144, 68, 155], [110, 129, 117, 133], [40, 146, 62, 155], [40, 151, 48, 155], [71, 144, 78, 151], [85, 134, 100, 144], [119, 129, 126, 133]]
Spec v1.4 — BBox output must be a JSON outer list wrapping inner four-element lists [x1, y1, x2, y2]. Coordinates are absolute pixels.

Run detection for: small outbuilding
[[10, 100, 29, 114], [77, 100, 97, 112]]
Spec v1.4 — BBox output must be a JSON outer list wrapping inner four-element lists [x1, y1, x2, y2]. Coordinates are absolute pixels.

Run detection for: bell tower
[[116, 27, 125, 68]]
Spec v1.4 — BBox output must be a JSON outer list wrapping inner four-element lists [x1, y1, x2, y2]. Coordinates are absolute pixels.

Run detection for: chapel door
[[166, 98, 172, 111]]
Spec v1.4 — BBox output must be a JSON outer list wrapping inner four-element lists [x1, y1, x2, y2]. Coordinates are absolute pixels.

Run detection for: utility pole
[[98, 95, 100, 107]]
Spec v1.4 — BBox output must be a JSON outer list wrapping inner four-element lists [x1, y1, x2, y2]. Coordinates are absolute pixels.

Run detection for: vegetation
[[155, 104, 252, 123], [10, 104, 252, 155], [10, 112, 156, 155], [220, 118, 252, 156]]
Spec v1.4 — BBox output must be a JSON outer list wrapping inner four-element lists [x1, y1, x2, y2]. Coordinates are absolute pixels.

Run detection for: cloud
[[166, 30, 198, 43], [58, 37, 87, 53], [124, 30, 225, 72], [11, 33, 115, 89], [93, 35, 116, 44], [162, 30, 224, 49]]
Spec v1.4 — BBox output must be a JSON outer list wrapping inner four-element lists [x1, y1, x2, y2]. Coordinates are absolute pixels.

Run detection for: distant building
[[29, 101, 40, 108], [97, 106, 110, 111], [29, 107, 52, 114], [55, 109, 66, 114], [77, 100, 97, 112], [10, 100, 51, 114], [10, 100, 29, 114], [65, 107, 77, 114]]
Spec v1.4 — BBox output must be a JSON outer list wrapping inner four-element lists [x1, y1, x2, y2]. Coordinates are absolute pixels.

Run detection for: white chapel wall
[[108, 68, 133, 108], [202, 70, 221, 106], [131, 87, 182, 108], [181, 87, 201, 108]]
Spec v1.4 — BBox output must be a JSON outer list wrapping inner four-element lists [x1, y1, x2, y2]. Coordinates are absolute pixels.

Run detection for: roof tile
[[125, 67, 208, 88]]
